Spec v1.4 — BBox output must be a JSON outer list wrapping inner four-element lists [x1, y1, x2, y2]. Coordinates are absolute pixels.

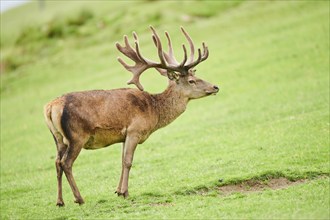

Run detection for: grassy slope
[[1, 0, 329, 219]]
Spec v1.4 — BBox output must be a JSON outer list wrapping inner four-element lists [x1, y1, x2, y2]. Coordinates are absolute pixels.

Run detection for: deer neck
[[152, 83, 189, 130]]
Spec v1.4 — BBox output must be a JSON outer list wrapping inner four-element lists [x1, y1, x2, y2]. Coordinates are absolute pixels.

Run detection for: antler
[[116, 26, 209, 91]]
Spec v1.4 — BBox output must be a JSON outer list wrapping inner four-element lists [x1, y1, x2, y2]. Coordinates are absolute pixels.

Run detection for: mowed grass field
[[1, 1, 329, 219]]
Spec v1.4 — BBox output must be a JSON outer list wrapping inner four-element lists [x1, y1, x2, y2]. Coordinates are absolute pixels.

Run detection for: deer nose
[[213, 85, 219, 91]]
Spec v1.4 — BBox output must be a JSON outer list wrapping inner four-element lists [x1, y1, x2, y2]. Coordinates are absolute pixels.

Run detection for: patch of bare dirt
[[217, 177, 307, 196]]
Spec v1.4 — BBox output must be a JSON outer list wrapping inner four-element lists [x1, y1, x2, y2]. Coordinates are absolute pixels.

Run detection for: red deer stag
[[44, 26, 219, 206]]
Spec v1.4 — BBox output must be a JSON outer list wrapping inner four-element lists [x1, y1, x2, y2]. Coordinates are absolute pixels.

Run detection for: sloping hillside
[[1, 1, 329, 219]]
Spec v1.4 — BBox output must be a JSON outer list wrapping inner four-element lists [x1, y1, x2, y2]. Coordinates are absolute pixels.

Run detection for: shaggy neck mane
[[152, 83, 189, 130]]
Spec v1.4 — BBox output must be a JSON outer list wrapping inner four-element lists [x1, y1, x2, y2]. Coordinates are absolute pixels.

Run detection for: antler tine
[[165, 32, 174, 57], [151, 35, 158, 47], [132, 31, 138, 41], [117, 57, 132, 74], [179, 44, 188, 68], [116, 35, 139, 61], [185, 48, 202, 69], [126, 69, 146, 91], [152, 34, 171, 68], [180, 27, 195, 64], [134, 41, 144, 63], [150, 26, 167, 66], [133, 33, 148, 65], [163, 31, 180, 65], [201, 42, 209, 61]]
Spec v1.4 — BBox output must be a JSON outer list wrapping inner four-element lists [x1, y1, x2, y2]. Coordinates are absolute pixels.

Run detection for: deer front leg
[[118, 134, 139, 198], [115, 143, 125, 195]]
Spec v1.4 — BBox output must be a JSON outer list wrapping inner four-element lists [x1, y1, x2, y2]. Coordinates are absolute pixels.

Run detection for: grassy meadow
[[1, 0, 329, 219]]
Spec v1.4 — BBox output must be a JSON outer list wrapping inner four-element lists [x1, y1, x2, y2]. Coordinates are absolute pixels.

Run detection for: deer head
[[116, 26, 219, 99]]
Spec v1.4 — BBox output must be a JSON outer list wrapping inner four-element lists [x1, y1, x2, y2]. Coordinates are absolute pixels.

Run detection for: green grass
[[1, 0, 329, 219]]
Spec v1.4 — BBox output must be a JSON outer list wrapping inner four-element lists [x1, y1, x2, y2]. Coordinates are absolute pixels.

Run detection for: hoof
[[115, 191, 123, 197], [56, 201, 65, 207], [123, 191, 129, 198], [74, 198, 85, 205], [115, 190, 129, 198]]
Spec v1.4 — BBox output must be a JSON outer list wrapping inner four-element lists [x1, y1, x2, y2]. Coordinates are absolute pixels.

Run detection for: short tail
[[44, 101, 69, 146], [44, 103, 57, 135]]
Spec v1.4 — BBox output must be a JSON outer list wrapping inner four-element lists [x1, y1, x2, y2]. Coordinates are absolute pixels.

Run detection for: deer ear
[[155, 68, 180, 81], [167, 71, 180, 81], [188, 69, 196, 75]]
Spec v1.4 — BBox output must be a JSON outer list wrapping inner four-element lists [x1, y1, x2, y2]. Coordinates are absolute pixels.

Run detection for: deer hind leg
[[61, 139, 85, 205], [118, 134, 139, 198], [53, 134, 68, 207], [115, 143, 125, 195]]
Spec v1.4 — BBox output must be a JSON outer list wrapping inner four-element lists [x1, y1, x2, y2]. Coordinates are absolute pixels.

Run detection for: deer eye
[[188, 79, 196, 85]]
